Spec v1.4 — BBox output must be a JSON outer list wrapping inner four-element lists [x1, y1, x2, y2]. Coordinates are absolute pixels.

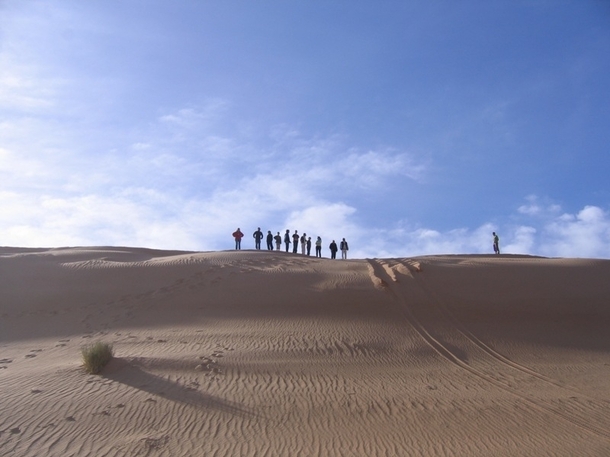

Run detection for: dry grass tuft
[[81, 342, 113, 374]]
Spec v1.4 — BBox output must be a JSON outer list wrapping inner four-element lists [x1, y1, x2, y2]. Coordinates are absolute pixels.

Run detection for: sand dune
[[1, 247, 609, 456]]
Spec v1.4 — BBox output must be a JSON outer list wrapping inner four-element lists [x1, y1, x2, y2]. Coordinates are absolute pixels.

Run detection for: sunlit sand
[[1, 247, 609, 456]]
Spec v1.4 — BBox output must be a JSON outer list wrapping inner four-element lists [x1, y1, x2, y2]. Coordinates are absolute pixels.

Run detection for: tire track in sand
[[366, 258, 610, 442]]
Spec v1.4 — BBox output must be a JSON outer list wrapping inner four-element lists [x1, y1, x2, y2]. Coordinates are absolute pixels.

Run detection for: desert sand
[[1, 247, 609, 456]]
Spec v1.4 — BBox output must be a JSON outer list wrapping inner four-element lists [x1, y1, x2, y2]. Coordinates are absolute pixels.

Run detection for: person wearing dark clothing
[[266, 231, 274, 250], [315, 236, 322, 257], [284, 230, 291, 252], [340, 238, 349, 260], [232, 228, 244, 250], [292, 231, 300, 254], [274, 232, 282, 250], [253, 227, 263, 250], [329, 240, 338, 259], [306, 237, 312, 256]]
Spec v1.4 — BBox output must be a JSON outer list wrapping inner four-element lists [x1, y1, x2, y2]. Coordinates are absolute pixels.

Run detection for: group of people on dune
[[231, 228, 500, 258], [232, 228, 349, 259]]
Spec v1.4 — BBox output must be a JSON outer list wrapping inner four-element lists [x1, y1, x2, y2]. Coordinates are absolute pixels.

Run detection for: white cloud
[[285, 203, 358, 239], [503, 226, 536, 254], [540, 205, 610, 258], [1, 95, 608, 259], [517, 194, 561, 217]]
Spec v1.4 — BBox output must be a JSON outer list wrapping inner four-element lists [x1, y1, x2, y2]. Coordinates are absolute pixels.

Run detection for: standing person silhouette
[[306, 237, 312, 256], [232, 228, 244, 250], [292, 231, 300, 254], [274, 232, 282, 250], [315, 236, 322, 258], [253, 227, 263, 250], [266, 230, 274, 250], [340, 238, 349, 259], [493, 232, 500, 254], [329, 240, 338, 259], [300, 233, 307, 255], [284, 230, 291, 252]]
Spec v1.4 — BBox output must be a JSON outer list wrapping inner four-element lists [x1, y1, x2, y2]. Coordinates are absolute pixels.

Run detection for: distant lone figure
[[329, 240, 338, 259], [284, 230, 291, 252], [493, 232, 500, 254], [253, 227, 264, 250], [266, 230, 274, 250], [340, 238, 349, 259], [232, 228, 244, 250], [315, 236, 322, 258], [274, 232, 282, 250]]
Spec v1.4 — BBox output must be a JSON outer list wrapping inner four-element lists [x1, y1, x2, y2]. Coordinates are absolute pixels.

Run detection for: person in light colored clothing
[[340, 238, 349, 259], [315, 236, 322, 258]]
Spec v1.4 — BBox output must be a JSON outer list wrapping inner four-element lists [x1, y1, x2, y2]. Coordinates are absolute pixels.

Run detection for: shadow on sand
[[102, 357, 256, 419]]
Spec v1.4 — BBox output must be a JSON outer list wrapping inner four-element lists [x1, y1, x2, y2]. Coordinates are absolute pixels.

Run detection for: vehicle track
[[366, 258, 610, 441]]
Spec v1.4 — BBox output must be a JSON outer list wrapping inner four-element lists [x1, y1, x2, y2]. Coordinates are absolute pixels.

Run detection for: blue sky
[[1, 1, 609, 258]]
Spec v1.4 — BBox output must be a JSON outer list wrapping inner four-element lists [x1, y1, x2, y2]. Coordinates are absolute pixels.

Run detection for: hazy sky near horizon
[[1, 1, 609, 258]]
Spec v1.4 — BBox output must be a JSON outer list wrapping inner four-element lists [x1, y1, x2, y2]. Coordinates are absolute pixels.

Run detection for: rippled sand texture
[[1, 247, 609, 456]]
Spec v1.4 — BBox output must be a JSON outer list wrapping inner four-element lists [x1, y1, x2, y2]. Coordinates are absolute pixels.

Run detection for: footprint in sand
[[25, 349, 43, 358]]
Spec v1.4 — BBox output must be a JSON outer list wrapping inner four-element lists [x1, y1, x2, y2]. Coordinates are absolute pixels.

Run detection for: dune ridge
[[1, 247, 609, 456]]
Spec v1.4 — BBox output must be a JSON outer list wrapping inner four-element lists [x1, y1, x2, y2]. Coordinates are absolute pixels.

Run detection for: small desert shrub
[[81, 342, 113, 374]]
